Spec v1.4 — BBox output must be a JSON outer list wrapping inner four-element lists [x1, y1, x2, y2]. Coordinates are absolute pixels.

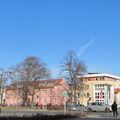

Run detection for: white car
[[70, 104, 87, 111], [87, 102, 112, 112], [117, 105, 120, 109]]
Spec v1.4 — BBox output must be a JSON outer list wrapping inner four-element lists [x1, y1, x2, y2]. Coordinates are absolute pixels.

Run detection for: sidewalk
[[85, 114, 120, 119]]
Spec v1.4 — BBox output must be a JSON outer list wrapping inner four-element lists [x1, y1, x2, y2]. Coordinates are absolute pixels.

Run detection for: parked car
[[70, 104, 87, 111], [117, 104, 120, 109], [87, 102, 112, 112]]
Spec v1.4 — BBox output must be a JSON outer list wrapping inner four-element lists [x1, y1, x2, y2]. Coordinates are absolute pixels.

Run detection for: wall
[[5, 79, 70, 106]]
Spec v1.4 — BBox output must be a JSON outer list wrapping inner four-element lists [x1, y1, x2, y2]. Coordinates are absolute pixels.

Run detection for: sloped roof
[[6, 79, 63, 90]]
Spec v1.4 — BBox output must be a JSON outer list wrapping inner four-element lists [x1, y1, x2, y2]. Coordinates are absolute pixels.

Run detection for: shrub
[[47, 105, 64, 110]]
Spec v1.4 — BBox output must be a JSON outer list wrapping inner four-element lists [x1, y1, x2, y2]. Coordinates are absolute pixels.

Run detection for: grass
[[0, 106, 47, 111]]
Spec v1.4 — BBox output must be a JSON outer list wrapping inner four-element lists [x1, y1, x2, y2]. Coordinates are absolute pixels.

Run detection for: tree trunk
[[1, 94, 3, 105]]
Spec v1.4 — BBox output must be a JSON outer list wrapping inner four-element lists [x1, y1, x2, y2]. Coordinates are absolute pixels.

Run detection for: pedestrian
[[36, 102, 38, 107], [106, 104, 109, 112], [40, 103, 43, 109], [47, 104, 49, 109], [112, 101, 117, 117]]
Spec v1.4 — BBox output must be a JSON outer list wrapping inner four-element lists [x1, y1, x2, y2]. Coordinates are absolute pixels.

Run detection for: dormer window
[[39, 82, 46, 86], [47, 81, 56, 86]]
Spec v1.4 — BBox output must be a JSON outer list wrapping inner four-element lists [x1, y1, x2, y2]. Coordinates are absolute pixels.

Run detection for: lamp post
[[63, 91, 68, 114], [106, 84, 109, 106]]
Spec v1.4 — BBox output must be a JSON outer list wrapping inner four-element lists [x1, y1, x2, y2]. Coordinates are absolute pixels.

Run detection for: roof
[[6, 78, 64, 90], [77, 73, 120, 80]]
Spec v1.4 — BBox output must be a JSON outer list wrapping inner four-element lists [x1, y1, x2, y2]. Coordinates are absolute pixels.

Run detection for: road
[[85, 111, 120, 119], [0, 110, 120, 119], [67, 118, 120, 120], [66, 111, 120, 120]]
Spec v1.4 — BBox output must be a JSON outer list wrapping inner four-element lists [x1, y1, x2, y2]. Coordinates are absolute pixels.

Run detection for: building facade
[[5, 78, 70, 106], [77, 73, 120, 106], [0, 87, 6, 105]]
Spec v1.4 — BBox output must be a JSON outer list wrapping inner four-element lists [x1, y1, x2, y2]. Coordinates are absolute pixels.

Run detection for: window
[[105, 77, 107, 80], [88, 78, 90, 81], [98, 102, 102, 106], [44, 98, 46, 103], [95, 92, 105, 100], [44, 90, 47, 94], [39, 89, 41, 95], [100, 77, 104, 81], [39, 82, 46, 86], [112, 78, 114, 81], [108, 85, 110, 91], [96, 77, 98, 80], [18, 84, 23, 87], [50, 89, 52, 95], [39, 98, 41, 103], [47, 81, 56, 86], [87, 93, 90, 98], [92, 102, 97, 105], [50, 98, 52, 103]]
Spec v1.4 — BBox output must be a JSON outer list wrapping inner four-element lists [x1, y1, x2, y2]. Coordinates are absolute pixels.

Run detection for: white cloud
[[77, 37, 96, 56]]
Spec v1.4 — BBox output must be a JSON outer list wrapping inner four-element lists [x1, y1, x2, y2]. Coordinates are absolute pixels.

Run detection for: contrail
[[77, 37, 96, 56]]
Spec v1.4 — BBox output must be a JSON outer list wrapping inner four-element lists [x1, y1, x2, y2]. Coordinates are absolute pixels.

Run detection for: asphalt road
[[66, 118, 120, 120], [0, 109, 120, 119]]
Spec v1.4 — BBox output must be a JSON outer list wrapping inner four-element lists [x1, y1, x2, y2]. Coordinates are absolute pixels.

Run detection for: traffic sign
[[63, 91, 68, 96]]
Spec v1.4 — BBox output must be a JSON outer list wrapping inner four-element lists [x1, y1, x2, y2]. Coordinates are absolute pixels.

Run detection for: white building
[[77, 73, 120, 106]]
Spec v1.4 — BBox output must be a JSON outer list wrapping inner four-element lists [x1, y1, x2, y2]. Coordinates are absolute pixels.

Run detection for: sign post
[[63, 91, 68, 114]]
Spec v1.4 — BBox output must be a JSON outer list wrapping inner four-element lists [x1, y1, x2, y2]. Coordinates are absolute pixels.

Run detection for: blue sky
[[0, 0, 120, 77]]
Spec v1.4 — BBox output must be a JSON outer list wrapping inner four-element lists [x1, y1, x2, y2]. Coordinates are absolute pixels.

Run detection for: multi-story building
[[5, 78, 70, 106], [77, 73, 120, 106]]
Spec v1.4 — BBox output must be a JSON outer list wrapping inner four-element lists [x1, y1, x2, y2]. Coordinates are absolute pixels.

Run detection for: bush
[[0, 114, 77, 120], [47, 105, 64, 110]]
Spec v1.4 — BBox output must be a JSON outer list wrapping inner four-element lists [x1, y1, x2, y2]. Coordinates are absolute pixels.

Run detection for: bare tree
[[60, 50, 87, 105], [0, 68, 10, 106], [74, 81, 89, 104], [11, 56, 51, 106]]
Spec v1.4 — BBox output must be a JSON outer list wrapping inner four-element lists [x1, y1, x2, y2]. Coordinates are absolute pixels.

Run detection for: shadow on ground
[[0, 113, 85, 120]]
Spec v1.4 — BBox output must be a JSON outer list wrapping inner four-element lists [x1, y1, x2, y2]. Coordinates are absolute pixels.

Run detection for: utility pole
[[63, 91, 68, 114]]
